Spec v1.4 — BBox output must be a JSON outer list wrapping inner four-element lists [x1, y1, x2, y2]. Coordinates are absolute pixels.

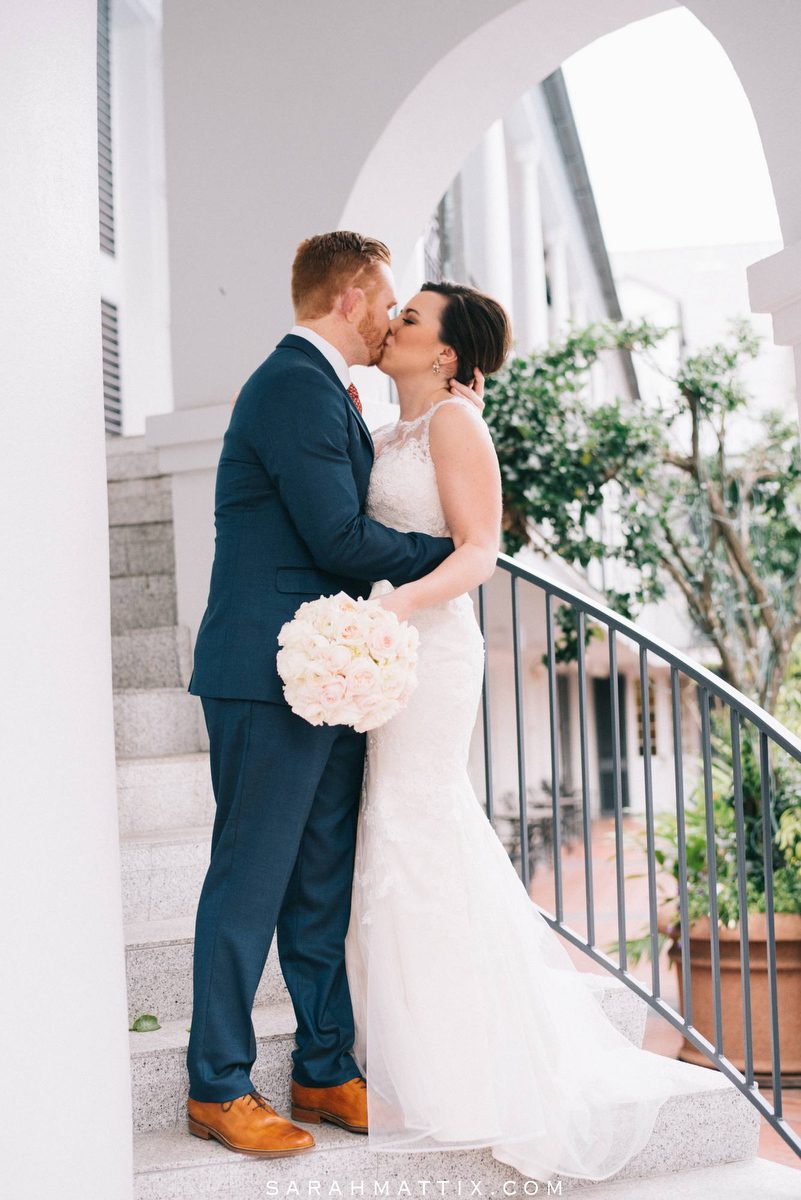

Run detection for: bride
[[342, 281, 686, 1185]]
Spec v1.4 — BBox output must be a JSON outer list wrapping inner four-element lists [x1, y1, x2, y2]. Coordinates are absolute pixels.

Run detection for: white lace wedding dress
[[343, 395, 688, 1184]]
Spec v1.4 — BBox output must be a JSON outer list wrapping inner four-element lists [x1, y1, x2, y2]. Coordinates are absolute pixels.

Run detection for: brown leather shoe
[[291, 1074, 368, 1133], [187, 1089, 316, 1157]]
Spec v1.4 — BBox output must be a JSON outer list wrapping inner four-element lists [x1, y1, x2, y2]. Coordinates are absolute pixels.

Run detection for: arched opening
[[338, 1, 796, 416]]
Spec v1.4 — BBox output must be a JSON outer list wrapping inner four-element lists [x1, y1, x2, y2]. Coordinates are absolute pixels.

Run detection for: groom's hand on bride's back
[[449, 368, 485, 414]]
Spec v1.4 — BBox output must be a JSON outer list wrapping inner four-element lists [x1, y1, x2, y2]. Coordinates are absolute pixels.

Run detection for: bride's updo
[[421, 281, 512, 386]]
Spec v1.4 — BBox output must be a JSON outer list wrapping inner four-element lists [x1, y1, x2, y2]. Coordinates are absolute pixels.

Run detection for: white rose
[[343, 657, 381, 696]]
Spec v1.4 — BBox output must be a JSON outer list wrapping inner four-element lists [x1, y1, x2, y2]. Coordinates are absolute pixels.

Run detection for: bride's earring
[[432, 358, 441, 375]]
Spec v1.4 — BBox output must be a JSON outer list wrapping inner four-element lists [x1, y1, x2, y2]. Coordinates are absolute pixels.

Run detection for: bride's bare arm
[[379, 403, 501, 619]]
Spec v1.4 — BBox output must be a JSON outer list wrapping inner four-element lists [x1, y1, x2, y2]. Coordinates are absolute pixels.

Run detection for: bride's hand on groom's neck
[[449, 368, 485, 414]]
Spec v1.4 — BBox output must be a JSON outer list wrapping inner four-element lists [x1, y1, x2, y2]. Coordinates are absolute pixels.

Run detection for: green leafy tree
[[483, 316, 801, 710]]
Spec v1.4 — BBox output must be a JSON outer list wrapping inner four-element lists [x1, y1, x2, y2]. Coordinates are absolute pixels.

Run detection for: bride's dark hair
[[421, 280, 512, 386]]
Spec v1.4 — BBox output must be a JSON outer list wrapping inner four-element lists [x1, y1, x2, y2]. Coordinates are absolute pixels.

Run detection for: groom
[[185, 231, 457, 1157]]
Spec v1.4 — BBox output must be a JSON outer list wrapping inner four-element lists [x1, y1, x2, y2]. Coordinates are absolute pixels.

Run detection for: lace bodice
[[365, 394, 478, 538]]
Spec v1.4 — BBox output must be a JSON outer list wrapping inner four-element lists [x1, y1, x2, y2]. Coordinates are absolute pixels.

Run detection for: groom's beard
[[357, 312, 388, 366]]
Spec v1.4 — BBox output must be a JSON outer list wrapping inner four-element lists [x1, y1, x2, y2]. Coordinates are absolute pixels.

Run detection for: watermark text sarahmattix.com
[[260, 1182, 563, 1197]]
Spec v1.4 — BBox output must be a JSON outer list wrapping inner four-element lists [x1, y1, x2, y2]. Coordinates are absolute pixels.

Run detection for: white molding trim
[[747, 239, 801, 346]]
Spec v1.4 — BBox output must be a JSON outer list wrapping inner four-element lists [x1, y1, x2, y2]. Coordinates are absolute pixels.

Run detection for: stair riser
[[115, 692, 206, 760], [133, 1031, 294, 1134], [109, 476, 173, 526], [127, 941, 289, 1027], [110, 523, 175, 579], [111, 575, 177, 634], [117, 757, 214, 836], [113, 626, 193, 691], [106, 442, 162, 482], [121, 834, 209, 923]]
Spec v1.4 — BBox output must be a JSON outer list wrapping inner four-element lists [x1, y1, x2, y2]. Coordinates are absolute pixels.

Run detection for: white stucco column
[[571, 288, 603, 400], [545, 223, 571, 340], [0, 3, 133, 1196], [478, 119, 516, 322], [514, 142, 549, 351]]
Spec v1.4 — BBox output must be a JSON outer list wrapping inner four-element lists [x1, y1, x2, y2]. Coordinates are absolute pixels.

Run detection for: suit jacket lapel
[[276, 334, 375, 455]]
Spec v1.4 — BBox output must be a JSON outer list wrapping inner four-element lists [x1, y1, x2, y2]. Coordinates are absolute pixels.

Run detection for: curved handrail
[[496, 551, 801, 763]]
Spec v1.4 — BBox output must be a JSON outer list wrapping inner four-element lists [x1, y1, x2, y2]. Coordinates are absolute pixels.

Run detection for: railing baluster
[[477, 583, 494, 822], [759, 731, 782, 1120], [545, 592, 563, 923], [638, 647, 660, 999], [510, 574, 530, 889], [608, 629, 627, 973], [671, 666, 693, 1029], [576, 607, 596, 947], [474, 556, 801, 1160], [700, 688, 723, 1055], [730, 708, 754, 1087]]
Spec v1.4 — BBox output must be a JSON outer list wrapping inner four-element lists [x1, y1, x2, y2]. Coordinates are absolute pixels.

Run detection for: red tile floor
[[523, 813, 801, 1172]]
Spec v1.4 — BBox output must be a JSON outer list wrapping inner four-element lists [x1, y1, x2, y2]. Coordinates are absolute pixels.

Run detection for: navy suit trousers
[[186, 696, 366, 1101]]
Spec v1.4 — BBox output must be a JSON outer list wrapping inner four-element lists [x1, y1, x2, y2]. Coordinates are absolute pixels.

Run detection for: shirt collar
[[289, 324, 351, 392]]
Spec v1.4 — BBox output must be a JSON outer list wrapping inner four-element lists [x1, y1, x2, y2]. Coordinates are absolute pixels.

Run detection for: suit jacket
[[188, 333, 455, 703]]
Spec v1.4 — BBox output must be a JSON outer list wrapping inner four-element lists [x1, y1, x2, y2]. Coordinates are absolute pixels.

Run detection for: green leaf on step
[[130, 1013, 161, 1032]]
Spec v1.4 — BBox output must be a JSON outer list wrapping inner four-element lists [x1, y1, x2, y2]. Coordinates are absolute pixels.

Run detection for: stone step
[[113, 625, 193, 690], [131, 1002, 295, 1133], [106, 434, 162, 482], [117, 753, 214, 837], [132, 1134, 799, 1200], [130, 1008, 759, 1179], [115, 689, 207, 761], [125, 915, 289, 1026], [110, 522, 175, 579], [109, 474, 173, 526], [131, 982, 661, 1135], [121, 824, 212, 922], [111, 573, 177, 633]]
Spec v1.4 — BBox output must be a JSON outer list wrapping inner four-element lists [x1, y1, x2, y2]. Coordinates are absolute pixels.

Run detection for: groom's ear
[[340, 286, 367, 324]]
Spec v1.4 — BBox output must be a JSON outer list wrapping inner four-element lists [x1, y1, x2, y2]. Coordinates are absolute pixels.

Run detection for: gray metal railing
[[477, 552, 801, 1161]]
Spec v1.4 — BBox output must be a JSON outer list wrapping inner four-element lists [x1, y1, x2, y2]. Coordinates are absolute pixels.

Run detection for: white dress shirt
[[289, 324, 351, 391]]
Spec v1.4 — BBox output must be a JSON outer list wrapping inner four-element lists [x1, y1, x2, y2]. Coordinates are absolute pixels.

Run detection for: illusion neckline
[[395, 395, 469, 427]]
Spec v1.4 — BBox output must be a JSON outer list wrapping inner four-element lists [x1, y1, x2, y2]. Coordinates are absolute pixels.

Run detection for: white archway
[[340, 0, 667, 272], [152, 0, 801, 640], [338, 0, 801, 422]]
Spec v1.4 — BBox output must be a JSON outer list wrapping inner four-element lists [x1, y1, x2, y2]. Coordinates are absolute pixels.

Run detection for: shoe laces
[[244, 1090, 274, 1112]]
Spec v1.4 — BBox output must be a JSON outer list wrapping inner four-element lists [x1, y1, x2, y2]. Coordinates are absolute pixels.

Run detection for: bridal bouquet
[[276, 590, 419, 731]]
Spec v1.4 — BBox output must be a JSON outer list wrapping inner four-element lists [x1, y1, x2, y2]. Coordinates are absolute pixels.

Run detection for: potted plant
[[617, 715, 801, 1083]]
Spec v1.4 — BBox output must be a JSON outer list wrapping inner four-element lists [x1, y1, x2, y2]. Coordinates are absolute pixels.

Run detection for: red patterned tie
[[347, 382, 363, 415]]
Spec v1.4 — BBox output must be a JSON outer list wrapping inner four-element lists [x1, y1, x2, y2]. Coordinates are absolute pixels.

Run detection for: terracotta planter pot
[[663, 912, 801, 1084]]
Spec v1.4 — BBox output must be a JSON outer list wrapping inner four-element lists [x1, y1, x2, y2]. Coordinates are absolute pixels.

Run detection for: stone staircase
[[108, 436, 800, 1198]]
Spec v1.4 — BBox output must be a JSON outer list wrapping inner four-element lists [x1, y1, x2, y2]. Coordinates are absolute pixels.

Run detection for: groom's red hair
[[291, 231, 391, 320]]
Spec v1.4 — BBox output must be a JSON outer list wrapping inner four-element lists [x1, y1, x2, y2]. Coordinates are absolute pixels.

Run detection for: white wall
[[0, 1, 133, 1194], [613, 239, 797, 433]]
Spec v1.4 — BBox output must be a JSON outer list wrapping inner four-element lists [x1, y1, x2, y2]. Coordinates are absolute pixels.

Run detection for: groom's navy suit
[[186, 333, 454, 1101]]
